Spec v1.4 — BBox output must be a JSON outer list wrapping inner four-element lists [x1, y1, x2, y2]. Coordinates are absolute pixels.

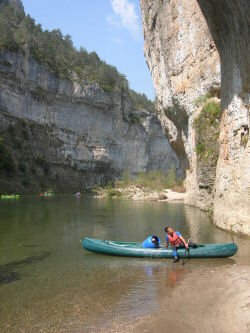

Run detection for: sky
[[21, 0, 155, 101]]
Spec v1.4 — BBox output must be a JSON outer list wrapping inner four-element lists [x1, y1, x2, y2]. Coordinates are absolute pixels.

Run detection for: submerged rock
[[0, 251, 50, 285]]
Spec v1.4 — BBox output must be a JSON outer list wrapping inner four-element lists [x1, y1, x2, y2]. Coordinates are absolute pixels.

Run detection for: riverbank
[[97, 263, 250, 333], [92, 185, 185, 202]]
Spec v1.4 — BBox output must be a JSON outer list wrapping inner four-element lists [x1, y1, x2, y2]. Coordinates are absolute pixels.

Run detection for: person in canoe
[[165, 226, 189, 262]]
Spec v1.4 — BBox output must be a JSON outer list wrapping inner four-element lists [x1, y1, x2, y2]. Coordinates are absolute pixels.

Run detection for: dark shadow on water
[[0, 269, 20, 285], [18, 243, 41, 248], [0, 251, 51, 286], [181, 257, 236, 267], [190, 257, 236, 266]]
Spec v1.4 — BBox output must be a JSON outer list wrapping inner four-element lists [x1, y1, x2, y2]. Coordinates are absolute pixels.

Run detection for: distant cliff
[[141, 0, 250, 235], [0, 49, 182, 193]]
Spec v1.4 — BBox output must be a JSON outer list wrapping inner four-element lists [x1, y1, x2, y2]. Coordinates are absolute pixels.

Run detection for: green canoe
[[1, 194, 20, 199], [82, 237, 238, 258]]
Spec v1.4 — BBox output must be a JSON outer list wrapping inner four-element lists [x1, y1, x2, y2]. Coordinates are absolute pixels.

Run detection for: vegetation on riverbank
[[0, 0, 154, 111], [93, 170, 185, 199], [118, 169, 183, 190]]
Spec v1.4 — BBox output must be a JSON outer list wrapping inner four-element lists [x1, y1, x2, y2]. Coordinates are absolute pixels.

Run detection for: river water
[[0, 195, 249, 333]]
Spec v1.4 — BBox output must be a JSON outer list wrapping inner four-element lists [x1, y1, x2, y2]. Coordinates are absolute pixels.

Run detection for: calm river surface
[[0, 195, 249, 333]]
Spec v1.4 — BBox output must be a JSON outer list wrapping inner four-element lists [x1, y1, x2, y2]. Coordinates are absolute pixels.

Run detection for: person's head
[[165, 226, 174, 234]]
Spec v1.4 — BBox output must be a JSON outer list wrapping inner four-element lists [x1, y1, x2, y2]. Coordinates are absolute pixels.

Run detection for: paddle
[[182, 237, 190, 266]]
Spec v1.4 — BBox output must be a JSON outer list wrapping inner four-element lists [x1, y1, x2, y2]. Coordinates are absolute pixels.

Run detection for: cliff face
[[140, 0, 220, 210], [0, 51, 182, 192], [197, 0, 250, 235], [141, 0, 250, 235]]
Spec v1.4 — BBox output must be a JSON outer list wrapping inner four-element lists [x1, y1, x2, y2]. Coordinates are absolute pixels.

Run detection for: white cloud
[[106, 14, 121, 28], [108, 0, 140, 39]]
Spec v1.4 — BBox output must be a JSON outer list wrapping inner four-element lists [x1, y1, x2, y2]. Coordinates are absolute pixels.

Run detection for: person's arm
[[180, 235, 189, 249], [165, 236, 169, 248]]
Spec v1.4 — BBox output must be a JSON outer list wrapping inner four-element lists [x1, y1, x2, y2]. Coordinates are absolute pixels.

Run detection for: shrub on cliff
[[194, 92, 213, 107], [193, 99, 221, 164]]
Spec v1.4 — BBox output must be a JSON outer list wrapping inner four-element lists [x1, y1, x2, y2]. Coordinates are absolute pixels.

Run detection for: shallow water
[[0, 195, 249, 333]]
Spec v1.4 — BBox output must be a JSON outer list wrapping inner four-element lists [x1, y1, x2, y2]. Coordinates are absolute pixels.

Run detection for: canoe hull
[[82, 238, 238, 258]]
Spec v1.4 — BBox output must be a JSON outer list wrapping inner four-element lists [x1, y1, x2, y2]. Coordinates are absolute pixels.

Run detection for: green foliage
[[203, 101, 221, 122], [22, 128, 29, 140], [195, 143, 205, 156], [30, 165, 37, 175], [21, 176, 30, 187], [18, 161, 26, 172], [128, 113, 140, 124], [0, 1, 154, 111], [193, 100, 221, 163], [36, 157, 50, 175], [104, 181, 114, 191], [117, 169, 182, 190], [0, 139, 15, 172], [165, 168, 177, 188], [194, 91, 213, 107], [121, 170, 130, 184], [194, 100, 221, 132], [104, 181, 122, 198], [129, 90, 155, 113], [107, 188, 122, 198]]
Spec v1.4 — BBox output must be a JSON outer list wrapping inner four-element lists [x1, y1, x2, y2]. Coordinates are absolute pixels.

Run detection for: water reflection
[[143, 262, 186, 290], [165, 266, 186, 288]]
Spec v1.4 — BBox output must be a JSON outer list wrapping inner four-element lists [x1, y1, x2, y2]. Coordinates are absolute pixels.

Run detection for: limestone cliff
[[141, 0, 250, 235], [197, 0, 250, 235], [0, 50, 182, 192], [140, 0, 220, 210]]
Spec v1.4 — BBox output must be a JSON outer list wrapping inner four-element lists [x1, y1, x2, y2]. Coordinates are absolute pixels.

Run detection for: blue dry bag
[[142, 235, 160, 248]]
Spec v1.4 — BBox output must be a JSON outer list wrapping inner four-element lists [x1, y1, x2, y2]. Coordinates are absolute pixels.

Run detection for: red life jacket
[[168, 231, 182, 246]]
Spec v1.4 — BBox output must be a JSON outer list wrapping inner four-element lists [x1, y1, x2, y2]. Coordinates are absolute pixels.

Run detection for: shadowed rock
[[0, 251, 51, 285]]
